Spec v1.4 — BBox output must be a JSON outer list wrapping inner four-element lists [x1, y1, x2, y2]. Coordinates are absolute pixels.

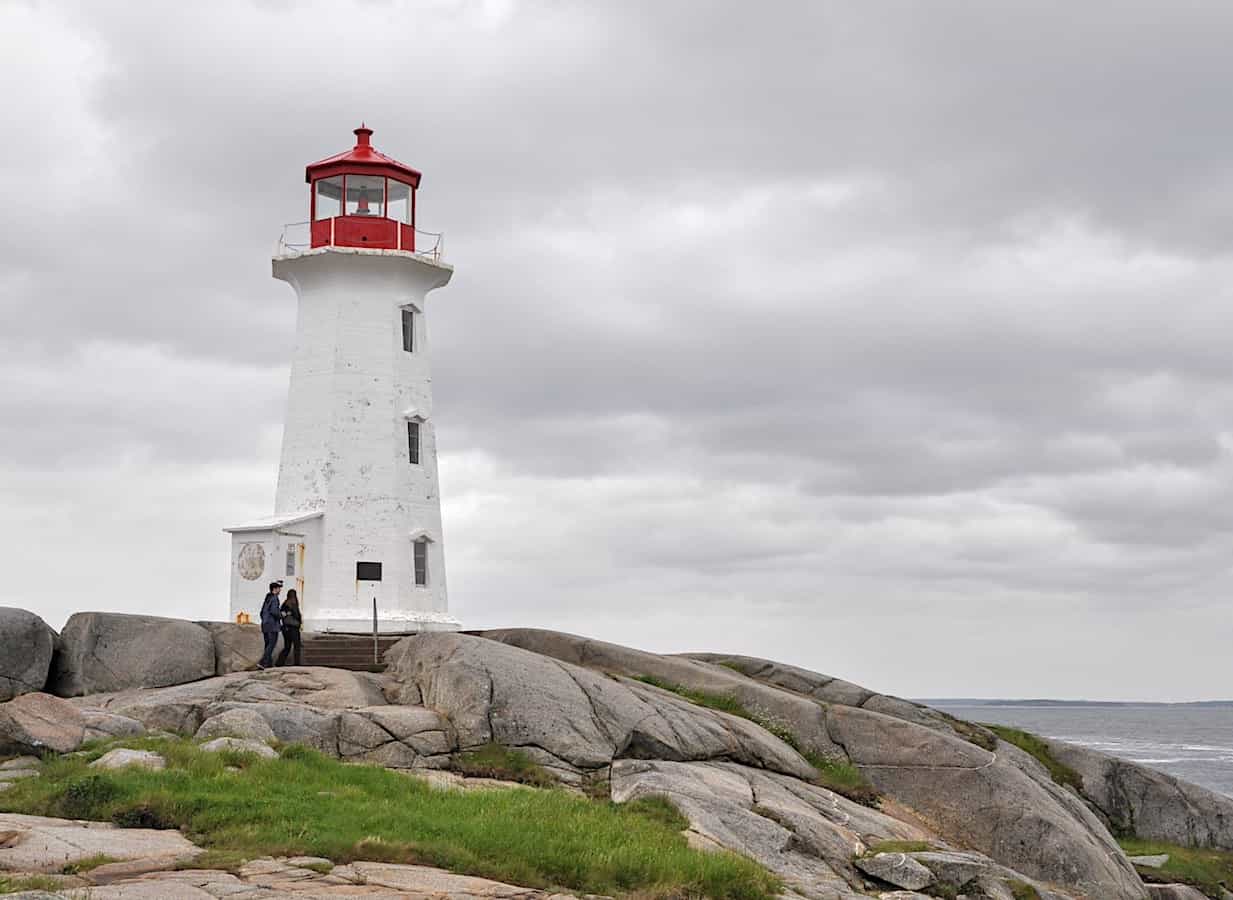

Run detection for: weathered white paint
[[225, 246, 459, 633]]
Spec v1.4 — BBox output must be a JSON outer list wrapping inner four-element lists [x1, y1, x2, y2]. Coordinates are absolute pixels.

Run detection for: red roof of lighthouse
[[304, 124, 422, 188]]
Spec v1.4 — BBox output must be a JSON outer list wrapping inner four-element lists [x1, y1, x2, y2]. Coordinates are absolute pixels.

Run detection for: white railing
[[275, 220, 445, 263]]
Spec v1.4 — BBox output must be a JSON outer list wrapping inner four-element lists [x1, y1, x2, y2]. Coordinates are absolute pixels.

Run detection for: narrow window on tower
[[401, 308, 414, 352], [407, 421, 420, 464], [413, 538, 428, 586]]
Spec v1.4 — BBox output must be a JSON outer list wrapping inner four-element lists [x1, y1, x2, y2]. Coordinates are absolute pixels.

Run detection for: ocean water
[[931, 703, 1233, 798]]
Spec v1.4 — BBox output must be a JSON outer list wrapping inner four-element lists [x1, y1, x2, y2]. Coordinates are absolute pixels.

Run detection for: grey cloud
[[3, 0, 1233, 699]]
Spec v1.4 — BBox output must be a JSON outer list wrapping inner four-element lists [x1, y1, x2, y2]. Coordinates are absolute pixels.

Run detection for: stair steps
[[298, 634, 406, 672]]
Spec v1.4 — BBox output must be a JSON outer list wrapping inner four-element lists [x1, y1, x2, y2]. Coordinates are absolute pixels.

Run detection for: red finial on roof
[[354, 123, 373, 147]]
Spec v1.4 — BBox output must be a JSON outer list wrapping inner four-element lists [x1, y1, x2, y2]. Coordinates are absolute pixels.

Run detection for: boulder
[[1129, 854, 1170, 868], [689, 651, 978, 738], [74, 666, 384, 739], [50, 612, 216, 697], [196, 621, 267, 675], [1044, 737, 1233, 849], [0, 607, 56, 701], [337, 706, 453, 768], [200, 737, 277, 759], [206, 701, 340, 753], [1146, 886, 1212, 900], [90, 748, 166, 771], [195, 708, 277, 743], [855, 853, 935, 891], [81, 710, 146, 741], [0, 692, 87, 755], [827, 704, 1148, 899], [479, 628, 845, 759], [385, 632, 817, 782], [608, 758, 980, 898]]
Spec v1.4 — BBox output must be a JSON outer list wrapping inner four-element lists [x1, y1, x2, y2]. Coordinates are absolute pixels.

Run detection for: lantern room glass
[[314, 177, 342, 221], [387, 179, 412, 224], [345, 175, 385, 217]]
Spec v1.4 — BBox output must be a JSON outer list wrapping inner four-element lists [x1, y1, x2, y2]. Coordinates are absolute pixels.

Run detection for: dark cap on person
[[269, 581, 283, 591]]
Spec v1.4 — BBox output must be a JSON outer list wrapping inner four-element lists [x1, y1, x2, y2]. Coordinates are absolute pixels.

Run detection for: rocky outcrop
[[1043, 737, 1233, 850], [827, 703, 1148, 898], [0, 693, 87, 755], [387, 632, 818, 783], [195, 621, 266, 675], [49, 612, 215, 697], [0, 607, 56, 701], [0, 811, 201, 873], [687, 650, 985, 740], [479, 628, 845, 759], [611, 758, 925, 898], [479, 629, 1147, 898]]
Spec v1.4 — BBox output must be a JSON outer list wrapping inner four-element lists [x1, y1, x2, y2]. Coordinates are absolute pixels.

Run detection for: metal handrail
[[275, 220, 445, 263]]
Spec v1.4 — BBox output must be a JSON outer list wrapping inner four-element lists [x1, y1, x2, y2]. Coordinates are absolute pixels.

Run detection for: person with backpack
[[276, 588, 304, 667], [258, 581, 283, 669]]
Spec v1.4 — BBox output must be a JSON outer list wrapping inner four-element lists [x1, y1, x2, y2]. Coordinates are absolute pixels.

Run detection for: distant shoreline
[[919, 698, 1233, 708]]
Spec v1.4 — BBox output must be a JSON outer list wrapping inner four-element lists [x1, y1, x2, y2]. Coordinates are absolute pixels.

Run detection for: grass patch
[[634, 675, 880, 807], [634, 676, 747, 717], [0, 874, 64, 894], [935, 712, 997, 752], [61, 853, 121, 874], [982, 725, 1082, 792], [805, 754, 879, 807], [453, 743, 557, 788], [0, 736, 778, 900], [863, 840, 934, 855], [1119, 839, 1233, 898], [621, 795, 689, 831], [1006, 879, 1040, 900]]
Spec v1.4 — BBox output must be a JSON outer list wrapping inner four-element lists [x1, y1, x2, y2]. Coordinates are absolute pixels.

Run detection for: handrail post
[[372, 597, 378, 666]]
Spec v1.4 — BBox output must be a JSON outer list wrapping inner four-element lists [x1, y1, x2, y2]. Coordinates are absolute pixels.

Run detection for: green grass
[[634, 676, 747, 717], [1006, 879, 1041, 900], [453, 743, 558, 788], [0, 737, 778, 900], [61, 853, 121, 874], [1119, 839, 1233, 898], [982, 724, 1083, 792], [935, 712, 997, 751], [0, 874, 64, 894], [634, 675, 879, 807], [862, 840, 934, 855]]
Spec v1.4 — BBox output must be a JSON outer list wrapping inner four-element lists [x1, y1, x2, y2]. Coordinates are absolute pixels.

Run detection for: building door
[[283, 540, 307, 612]]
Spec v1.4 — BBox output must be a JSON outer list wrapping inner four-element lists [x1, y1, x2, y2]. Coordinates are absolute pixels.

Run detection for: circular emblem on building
[[237, 543, 266, 581]]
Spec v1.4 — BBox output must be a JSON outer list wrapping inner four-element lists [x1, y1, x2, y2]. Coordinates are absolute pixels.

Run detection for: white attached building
[[225, 125, 459, 634]]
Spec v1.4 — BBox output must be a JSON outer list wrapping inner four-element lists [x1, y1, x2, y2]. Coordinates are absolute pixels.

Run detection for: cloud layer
[[3, 1, 1233, 699]]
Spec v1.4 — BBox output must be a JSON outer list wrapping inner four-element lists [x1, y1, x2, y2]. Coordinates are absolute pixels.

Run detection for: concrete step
[[297, 633, 405, 672]]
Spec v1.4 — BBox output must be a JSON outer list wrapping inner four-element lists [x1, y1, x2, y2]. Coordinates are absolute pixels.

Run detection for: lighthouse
[[224, 125, 459, 634]]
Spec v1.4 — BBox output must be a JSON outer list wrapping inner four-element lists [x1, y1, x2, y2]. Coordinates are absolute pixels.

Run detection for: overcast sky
[[3, 1, 1233, 701]]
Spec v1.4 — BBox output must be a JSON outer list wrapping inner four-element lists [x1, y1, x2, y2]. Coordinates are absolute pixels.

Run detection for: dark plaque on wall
[[355, 561, 383, 582]]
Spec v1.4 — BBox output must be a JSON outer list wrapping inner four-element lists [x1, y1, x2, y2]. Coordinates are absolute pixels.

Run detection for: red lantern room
[[306, 124, 421, 251]]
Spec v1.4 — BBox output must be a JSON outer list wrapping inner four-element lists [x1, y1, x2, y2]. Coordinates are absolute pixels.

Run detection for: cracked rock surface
[[0, 608, 55, 702], [7, 616, 1233, 899]]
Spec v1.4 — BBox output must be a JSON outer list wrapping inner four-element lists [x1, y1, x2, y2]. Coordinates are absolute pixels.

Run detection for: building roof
[[305, 124, 422, 187], [223, 510, 323, 534]]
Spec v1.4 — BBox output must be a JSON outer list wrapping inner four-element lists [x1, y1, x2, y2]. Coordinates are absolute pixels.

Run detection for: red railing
[[276, 221, 444, 263]]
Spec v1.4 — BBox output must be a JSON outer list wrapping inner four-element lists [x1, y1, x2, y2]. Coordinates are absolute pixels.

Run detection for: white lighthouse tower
[[225, 125, 459, 634]]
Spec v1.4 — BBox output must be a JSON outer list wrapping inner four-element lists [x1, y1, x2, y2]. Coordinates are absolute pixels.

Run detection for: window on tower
[[388, 179, 412, 224], [345, 174, 385, 217], [401, 308, 414, 352], [314, 177, 342, 220], [407, 421, 421, 465], [413, 538, 428, 586]]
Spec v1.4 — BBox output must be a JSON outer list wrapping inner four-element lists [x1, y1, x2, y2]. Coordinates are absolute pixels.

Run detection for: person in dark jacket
[[275, 589, 303, 667], [258, 581, 283, 669]]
